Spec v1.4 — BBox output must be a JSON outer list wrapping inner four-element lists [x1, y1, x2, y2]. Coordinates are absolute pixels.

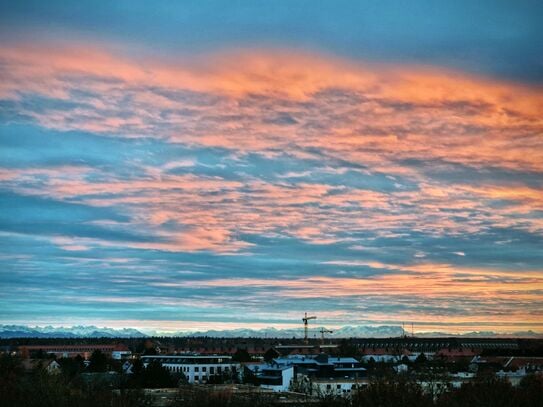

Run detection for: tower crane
[[319, 328, 333, 343], [302, 312, 317, 344]]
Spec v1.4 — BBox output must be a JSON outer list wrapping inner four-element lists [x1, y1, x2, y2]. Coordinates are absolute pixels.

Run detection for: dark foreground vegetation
[[174, 375, 543, 407], [1, 353, 543, 407]]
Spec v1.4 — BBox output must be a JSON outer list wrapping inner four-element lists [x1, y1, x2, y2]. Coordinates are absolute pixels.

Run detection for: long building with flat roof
[[141, 355, 240, 384], [19, 344, 129, 359]]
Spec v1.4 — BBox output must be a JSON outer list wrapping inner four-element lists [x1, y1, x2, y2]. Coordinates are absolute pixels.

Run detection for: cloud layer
[[0, 41, 542, 333]]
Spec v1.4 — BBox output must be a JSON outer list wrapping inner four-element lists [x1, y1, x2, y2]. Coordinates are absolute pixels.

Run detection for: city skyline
[[0, 1, 542, 335]]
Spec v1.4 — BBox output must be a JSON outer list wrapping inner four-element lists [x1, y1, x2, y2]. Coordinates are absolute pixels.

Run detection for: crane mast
[[302, 312, 317, 344], [319, 328, 333, 343]]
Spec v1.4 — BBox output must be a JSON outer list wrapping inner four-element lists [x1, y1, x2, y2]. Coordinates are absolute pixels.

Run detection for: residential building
[[310, 377, 368, 397], [272, 354, 366, 379], [21, 359, 61, 375], [141, 355, 239, 384], [245, 364, 294, 392], [111, 349, 132, 360]]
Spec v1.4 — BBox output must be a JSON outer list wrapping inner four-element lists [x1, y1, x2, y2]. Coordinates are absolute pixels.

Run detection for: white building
[[448, 371, 475, 389], [246, 364, 294, 392], [112, 350, 132, 360], [310, 378, 368, 397], [141, 355, 239, 384], [496, 367, 527, 386], [393, 363, 409, 373]]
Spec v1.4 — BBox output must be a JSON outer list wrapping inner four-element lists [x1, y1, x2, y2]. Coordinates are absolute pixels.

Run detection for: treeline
[[4, 337, 543, 356]]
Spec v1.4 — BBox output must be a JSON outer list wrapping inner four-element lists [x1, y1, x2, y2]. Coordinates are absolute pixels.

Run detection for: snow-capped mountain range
[[166, 325, 407, 339], [0, 325, 146, 338], [1, 324, 541, 339]]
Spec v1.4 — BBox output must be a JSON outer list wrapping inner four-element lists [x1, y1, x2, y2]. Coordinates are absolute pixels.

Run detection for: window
[[195, 367, 199, 372], [210, 367, 215, 374], [217, 366, 222, 373], [337, 385, 341, 389], [202, 367, 206, 372]]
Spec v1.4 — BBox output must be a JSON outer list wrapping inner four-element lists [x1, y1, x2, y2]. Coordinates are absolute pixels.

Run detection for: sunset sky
[[0, 1, 542, 335]]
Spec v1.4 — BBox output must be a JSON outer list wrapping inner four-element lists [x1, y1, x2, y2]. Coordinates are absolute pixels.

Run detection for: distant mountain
[[150, 326, 543, 338], [0, 324, 407, 339], [0, 325, 146, 338], [2, 324, 541, 339], [170, 325, 407, 338], [414, 330, 543, 339]]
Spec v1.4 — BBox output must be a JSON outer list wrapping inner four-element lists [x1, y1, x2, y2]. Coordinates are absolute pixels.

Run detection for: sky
[[0, 1, 542, 335]]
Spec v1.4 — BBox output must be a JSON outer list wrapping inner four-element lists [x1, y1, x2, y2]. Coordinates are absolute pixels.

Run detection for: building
[[496, 368, 528, 386], [436, 348, 477, 360], [271, 354, 365, 379], [360, 348, 415, 363], [309, 377, 368, 397], [448, 372, 476, 389], [393, 363, 409, 373], [18, 344, 129, 359], [504, 356, 543, 372], [245, 353, 366, 394], [274, 344, 338, 356], [111, 349, 132, 360], [245, 364, 294, 392], [122, 361, 134, 374], [21, 359, 61, 375], [141, 355, 240, 384]]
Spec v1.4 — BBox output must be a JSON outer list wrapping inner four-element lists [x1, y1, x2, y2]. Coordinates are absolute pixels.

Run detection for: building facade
[[141, 355, 240, 384]]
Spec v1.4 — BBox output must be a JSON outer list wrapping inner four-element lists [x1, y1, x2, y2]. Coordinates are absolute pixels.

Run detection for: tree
[[263, 348, 280, 363], [89, 349, 108, 372], [240, 366, 259, 386], [232, 348, 252, 363], [415, 352, 428, 365], [141, 361, 175, 388], [132, 358, 144, 376], [338, 339, 358, 357], [437, 376, 516, 407], [0, 354, 25, 405], [516, 374, 543, 407], [353, 377, 433, 407], [57, 356, 84, 379]]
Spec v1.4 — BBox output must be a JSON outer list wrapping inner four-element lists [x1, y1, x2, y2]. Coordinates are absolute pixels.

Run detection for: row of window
[[143, 358, 228, 364], [324, 384, 362, 390], [164, 365, 231, 374], [31, 348, 114, 353]]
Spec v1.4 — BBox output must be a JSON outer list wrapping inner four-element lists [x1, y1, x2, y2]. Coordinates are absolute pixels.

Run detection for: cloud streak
[[0, 40, 542, 333]]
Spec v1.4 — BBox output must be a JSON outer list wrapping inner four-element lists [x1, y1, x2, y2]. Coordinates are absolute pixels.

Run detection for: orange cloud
[[145, 261, 543, 331], [1, 42, 542, 170], [1, 40, 542, 254]]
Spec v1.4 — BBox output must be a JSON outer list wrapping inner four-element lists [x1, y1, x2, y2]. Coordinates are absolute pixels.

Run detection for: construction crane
[[319, 328, 333, 343], [302, 312, 317, 344]]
